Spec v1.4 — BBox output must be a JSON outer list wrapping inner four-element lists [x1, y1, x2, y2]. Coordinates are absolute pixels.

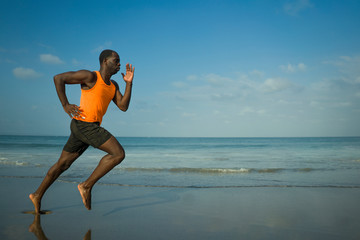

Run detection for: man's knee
[[99, 136, 125, 164], [59, 160, 73, 171], [57, 152, 79, 171], [113, 148, 125, 165]]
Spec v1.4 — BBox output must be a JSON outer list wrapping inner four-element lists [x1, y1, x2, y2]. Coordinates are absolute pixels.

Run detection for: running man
[[29, 49, 134, 213]]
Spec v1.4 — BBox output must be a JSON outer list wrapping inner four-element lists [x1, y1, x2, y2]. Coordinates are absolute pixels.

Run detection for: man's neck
[[99, 68, 112, 84]]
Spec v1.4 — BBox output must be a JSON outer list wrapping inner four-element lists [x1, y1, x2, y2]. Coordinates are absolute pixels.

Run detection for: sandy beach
[[0, 177, 359, 240]]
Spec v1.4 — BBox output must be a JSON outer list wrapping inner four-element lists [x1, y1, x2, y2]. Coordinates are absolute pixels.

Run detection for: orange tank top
[[73, 71, 116, 124]]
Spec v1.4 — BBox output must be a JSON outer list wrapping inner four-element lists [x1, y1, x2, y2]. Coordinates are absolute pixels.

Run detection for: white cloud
[[173, 73, 253, 102], [334, 102, 351, 108], [186, 75, 198, 81], [238, 107, 267, 117], [261, 78, 292, 93], [298, 63, 306, 71], [211, 93, 237, 101], [38, 43, 53, 50], [92, 41, 112, 53], [323, 55, 360, 85], [257, 109, 266, 115], [139, 61, 360, 136], [238, 107, 254, 116], [279, 63, 307, 73], [280, 64, 295, 73], [283, 0, 313, 16], [310, 101, 320, 107], [0, 56, 15, 64], [72, 59, 81, 65], [204, 73, 233, 85], [172, 81, 187, 88], [40, 54, 64, 64], [182, 112, 197, 118], [250, 69, 264, 78], [13, 67, 42, 79], [340, 56, 352, 62]]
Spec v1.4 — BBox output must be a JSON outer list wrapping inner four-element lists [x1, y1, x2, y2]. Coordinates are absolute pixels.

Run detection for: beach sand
[[0, 177, 360, 240]]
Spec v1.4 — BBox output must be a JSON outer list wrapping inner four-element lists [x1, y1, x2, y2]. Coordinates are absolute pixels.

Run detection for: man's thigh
[[98, 136, 124, 156]]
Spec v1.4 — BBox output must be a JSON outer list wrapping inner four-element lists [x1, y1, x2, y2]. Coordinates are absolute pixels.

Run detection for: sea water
[[0, 135, 359, 188]]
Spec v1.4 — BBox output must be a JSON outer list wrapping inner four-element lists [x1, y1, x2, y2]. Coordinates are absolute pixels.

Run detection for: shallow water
[[1, 136, 360, 188]]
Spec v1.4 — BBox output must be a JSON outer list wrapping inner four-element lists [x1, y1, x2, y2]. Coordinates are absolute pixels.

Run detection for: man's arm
[[53, 70, 96, 118], [112, 63, 135, 112]]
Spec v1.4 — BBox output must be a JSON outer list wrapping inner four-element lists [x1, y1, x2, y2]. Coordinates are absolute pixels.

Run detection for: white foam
[[0, 159, 28, 166]]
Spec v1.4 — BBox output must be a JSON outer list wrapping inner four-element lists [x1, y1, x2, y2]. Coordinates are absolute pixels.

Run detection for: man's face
[[107, 52, 121, 75]]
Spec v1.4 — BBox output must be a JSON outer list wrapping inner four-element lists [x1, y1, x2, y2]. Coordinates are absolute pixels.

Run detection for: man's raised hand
[[121, 63, 135, 83]]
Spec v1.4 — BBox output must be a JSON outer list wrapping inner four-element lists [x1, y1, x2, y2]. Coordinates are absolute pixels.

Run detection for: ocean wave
[[2, 175, 359, 189], [0, 158, 28, 166], [1, 175, 359, 189], [117, 167, 320, 174], [0, 158, 44, 167], [95, 183, 360, 189], [0, 142, 64, 149], [171, 168, 252, 174], [0, 160, 327, 175]]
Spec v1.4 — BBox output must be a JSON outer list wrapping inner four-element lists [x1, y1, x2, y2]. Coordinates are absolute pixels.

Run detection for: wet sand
[[1, 177, 360, 240]]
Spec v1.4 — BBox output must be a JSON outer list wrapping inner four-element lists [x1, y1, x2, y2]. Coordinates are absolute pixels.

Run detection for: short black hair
[[99, 49, 115, 64]]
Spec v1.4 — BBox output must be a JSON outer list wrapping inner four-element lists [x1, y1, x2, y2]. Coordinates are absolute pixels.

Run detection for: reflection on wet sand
[[83, 230, 91, 240], [29, 214, 91, 240], [28, 214, 48, 240]]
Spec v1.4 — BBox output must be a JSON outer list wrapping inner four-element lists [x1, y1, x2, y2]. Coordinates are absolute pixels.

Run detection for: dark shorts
[[63, 119, 112, 154]]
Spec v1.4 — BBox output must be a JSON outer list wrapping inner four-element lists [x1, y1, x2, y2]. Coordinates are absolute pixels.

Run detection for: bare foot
[[78, 183, 92, 210], [29, 193, 41, 214]]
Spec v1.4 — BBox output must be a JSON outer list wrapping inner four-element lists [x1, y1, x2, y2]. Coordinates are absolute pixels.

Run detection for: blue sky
[[0, 0, 359, 137]]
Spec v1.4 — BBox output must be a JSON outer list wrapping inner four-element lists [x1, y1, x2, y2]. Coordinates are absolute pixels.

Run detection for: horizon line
[[1, 134, 359, 138]]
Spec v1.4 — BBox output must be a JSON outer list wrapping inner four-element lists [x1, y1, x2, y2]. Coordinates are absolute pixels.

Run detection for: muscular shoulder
[[55, 69, 96, 84], [76, 70, 96, 84], [75, 70, 96, 89]]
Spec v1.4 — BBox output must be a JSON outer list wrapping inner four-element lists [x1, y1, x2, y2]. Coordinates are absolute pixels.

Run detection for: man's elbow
[[119, 105, 128, 112], [53, 74, 62, 84]]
